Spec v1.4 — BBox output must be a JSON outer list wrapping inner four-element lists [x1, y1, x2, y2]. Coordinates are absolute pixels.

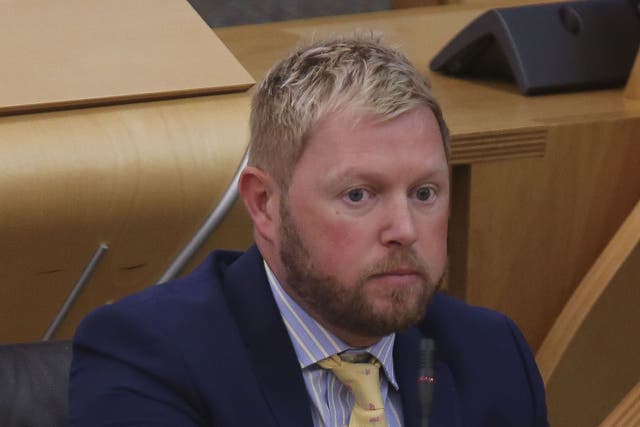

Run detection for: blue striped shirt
[[264, 261, 404, 427]]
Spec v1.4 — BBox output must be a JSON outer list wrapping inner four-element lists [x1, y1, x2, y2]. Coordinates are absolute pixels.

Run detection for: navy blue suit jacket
[[70, 246, 549, 426]]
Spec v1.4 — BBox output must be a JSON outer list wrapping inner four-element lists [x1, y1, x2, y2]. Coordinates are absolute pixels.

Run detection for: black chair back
[[0, 341, 72, 427]]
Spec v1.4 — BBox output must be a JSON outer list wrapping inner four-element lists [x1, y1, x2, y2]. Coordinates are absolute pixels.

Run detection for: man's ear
[[238, 166, 280, 244]]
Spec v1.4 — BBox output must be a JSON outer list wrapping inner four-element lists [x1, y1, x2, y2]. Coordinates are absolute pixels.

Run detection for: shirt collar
[[264, 260, 399, 390]]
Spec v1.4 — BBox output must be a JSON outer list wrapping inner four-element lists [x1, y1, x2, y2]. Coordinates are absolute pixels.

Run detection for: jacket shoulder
[[81, 249, 242, 329], [422, 292, 534, 370], [69, 249, 252, 426]]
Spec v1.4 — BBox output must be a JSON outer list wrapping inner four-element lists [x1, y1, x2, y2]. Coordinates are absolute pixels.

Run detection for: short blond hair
[[249, 35, 450, 188]]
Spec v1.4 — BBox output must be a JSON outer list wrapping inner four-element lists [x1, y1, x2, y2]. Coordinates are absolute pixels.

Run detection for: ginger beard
[[278, 197, 443, 340]]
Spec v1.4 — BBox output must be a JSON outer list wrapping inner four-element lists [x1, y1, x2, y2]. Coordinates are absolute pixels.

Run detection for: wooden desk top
[[0, 0, 254, 115], [216, 3, 640, 163]]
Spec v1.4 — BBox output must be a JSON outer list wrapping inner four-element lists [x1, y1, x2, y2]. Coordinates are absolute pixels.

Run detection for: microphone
[[418, 338, 436, 427]]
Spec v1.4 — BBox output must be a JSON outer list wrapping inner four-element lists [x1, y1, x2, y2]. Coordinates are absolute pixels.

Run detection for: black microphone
[[418, 338, 436, 427]]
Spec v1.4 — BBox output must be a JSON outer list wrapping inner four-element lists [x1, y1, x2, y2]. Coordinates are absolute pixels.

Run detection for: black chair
[[0, 341, 72, 427]]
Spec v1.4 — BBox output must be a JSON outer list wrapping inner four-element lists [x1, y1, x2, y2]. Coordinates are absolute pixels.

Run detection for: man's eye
[[346, 188, 367, 203], [415, 186, 435, 202]]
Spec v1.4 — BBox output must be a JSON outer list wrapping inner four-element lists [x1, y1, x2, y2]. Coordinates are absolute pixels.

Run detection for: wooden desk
[[1, 0, 253, 114], [216, 4, 640, 350], [0, 0, 254, 342]]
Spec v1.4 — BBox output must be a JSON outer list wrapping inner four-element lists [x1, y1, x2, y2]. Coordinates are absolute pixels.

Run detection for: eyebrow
[[325, 166, 448, 188]]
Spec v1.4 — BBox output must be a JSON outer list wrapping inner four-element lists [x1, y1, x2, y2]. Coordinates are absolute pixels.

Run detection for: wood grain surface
[[463, 119, 640, 349], [599, 383, 640, 427], [0, 0, 254, 114], [536, 199, 640, 427], [0, 94, 253, 341]]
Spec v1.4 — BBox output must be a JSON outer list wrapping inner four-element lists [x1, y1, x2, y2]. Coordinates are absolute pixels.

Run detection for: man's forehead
[[323, 163, 448, 186], [292, 107, 447, 183], [308, 106, 438, 142]]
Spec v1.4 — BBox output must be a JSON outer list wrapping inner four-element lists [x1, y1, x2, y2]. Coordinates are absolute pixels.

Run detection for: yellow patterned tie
[[317, 354, 388, 427]]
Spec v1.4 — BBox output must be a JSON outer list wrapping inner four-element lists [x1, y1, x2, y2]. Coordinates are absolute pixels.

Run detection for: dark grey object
[[186, 0, 391, 27], [430, 0, 640, 95], [0, 341, 72, 427]]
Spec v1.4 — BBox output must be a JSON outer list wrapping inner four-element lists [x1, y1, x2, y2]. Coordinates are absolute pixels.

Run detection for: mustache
[[362, 249, 430, 280]]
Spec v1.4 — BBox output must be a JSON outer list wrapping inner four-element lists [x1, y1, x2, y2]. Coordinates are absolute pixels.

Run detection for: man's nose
[[379, 198, 418, 247]]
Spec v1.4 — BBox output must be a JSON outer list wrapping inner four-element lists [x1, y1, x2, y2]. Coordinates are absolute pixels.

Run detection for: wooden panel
[[463, 118, 640, 350], [0, 94, 252, 342], [535, 199, 640, 427], [447, 165, 471, 299], [599, 383, 640, 427], [0, 0, 254, 114], [450, 128, 546, 164]]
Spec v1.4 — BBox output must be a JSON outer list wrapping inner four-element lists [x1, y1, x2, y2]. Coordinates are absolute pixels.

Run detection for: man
[[70, 36, 549, 426]]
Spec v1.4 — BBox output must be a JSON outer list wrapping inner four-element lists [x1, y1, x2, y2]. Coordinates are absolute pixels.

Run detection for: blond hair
[[249, 35, 450, 188]]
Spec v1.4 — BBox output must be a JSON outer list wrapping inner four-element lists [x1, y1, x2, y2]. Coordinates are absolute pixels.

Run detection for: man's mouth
[[372, 267, 421, 277], [368, 270, 424, 285], [381, 269, 419, 276]]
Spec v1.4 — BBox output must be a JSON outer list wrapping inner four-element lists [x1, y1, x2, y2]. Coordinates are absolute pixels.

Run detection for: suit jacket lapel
[[395, 328, 462, 427], [222, 246, 314, 427]]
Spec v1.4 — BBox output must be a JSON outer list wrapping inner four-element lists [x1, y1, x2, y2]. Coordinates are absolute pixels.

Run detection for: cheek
[[319, 222, 359, 258], [304, 213, 371, 270]]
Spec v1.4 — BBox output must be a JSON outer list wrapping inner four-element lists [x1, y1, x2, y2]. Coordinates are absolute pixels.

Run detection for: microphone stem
[[419, 338, 436, 427]]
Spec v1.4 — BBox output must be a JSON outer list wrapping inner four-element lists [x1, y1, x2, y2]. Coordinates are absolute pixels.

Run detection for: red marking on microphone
[[417, 375, 436, 384]]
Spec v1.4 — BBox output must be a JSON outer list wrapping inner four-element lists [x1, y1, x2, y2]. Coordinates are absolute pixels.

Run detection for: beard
[[278, 199, 442, 340]]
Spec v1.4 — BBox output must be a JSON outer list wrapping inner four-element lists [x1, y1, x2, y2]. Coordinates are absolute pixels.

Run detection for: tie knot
[[340, 352, 373, 363]]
